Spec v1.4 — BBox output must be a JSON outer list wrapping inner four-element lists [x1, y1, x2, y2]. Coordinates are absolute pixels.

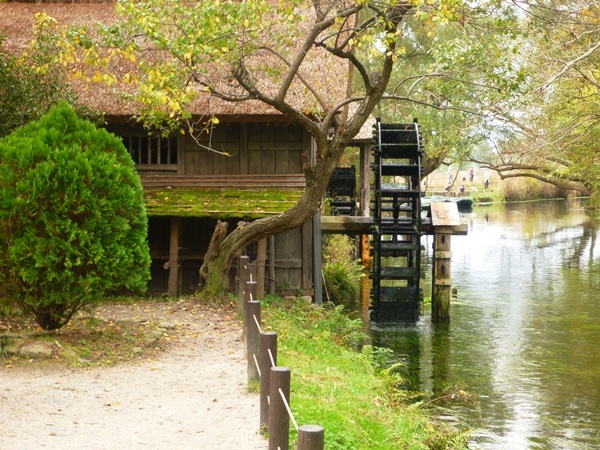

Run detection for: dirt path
[[0, 300, 268, 450]]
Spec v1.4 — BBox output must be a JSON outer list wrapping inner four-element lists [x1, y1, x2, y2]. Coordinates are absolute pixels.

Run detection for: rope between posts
[[253, 314, 262, 334], [279, 388, 299, 432], [268, 348, 276, 368], [253, 353, 261, 377]]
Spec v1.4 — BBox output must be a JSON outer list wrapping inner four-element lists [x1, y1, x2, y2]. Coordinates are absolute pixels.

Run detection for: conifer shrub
[[0, 102, 150, 330]]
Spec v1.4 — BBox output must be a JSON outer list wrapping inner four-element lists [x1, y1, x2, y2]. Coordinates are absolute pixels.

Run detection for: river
[[369, 199, 600, 449]]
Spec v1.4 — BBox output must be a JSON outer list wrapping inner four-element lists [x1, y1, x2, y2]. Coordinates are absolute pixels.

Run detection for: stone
[[158, 322, 178, 330], [3, 338, 25, 355], [20, 340, 53, 358]]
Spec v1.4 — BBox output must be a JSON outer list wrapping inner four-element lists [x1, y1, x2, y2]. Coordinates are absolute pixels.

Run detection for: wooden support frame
[[167, 216, 181, 297]]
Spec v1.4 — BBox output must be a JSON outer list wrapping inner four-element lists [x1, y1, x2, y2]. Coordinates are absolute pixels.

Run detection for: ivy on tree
[[0, 102, 151, 330]]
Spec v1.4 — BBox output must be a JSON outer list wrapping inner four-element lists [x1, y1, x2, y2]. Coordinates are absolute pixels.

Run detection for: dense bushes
[[322, 234, 364, 305], [0, 102, 150, 330]]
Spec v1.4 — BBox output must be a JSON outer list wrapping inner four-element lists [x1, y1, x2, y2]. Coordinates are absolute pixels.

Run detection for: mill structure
[[370, 119, 424, 321]]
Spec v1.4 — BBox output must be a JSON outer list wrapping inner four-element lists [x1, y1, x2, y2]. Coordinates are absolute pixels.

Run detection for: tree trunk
[[198, 220, 229, 291], [199, 151, 336, 300]]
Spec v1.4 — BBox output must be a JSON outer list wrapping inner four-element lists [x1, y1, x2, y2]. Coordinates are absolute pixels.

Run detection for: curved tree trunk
[[199, 145, 338, 300]]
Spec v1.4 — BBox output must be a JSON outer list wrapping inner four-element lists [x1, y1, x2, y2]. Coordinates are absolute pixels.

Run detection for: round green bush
[[0, 102, 150, 330]]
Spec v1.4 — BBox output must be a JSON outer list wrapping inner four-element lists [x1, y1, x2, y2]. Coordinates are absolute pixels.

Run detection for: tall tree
[[50, 0, 531, 297], [468, 1, 600, 198]]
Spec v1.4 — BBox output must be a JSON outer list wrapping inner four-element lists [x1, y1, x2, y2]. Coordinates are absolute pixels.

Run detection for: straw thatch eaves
[[0, 0, 350, 121]]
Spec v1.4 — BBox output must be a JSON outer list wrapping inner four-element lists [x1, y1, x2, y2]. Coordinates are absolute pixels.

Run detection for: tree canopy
[[456, 2, 600, 197], [0, 21, 101, 139]]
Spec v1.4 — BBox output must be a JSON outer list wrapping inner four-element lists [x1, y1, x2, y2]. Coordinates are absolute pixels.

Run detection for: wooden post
[[360, 234, 371, 269], [312, 212, 323, 305], [167, 217, 181, 297], [247, 262, 257, 284], [247, 300, 261, 383], [256, 238, 267, 300], [269, 367, 291, 450], [269, 236, 276, 296], [432, 229, 452, 322], [297, 425, 325, 450], [260, 332, 277, 434], [358, 142, 371, 272], [243, 281, 257, 340], [428, 203, 462, 322], [237, 255, 250, 315], [358, 142, 371, 217]]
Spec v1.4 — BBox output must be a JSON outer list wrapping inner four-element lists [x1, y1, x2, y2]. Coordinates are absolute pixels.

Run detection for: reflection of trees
[[566, 217, 597, 269], [525, 216, 596, 270]]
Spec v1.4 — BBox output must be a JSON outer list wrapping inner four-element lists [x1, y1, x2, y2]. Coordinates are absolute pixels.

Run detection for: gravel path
[[0, 301, 268, 450]]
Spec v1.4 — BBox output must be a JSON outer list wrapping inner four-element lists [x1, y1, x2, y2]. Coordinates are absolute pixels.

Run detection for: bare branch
[[544, 40, 600, 88]]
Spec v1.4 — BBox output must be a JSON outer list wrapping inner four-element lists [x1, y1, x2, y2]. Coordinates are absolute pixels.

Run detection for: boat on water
[[421, 196, 474, 211]]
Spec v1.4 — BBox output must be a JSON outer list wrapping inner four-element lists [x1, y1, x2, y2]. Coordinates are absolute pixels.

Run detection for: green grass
[[261, 298, 468, 449]]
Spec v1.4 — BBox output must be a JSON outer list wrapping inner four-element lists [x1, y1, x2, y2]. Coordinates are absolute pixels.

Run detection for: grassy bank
[[261, 298, 468, 449]]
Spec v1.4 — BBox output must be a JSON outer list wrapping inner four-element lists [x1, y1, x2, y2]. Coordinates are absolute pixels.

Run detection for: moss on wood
[[144, 187, 303, 219]]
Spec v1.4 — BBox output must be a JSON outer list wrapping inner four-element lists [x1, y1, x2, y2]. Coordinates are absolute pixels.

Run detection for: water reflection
[[369, 200, 600, 449]]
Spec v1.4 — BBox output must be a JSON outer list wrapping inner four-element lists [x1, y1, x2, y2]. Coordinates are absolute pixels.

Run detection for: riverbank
[[261, 298, 468, 449], [2, 296, 467, 449], [424, 168, 567, 204]]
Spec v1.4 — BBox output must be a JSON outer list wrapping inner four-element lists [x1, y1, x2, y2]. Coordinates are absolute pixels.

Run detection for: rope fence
[[239, 254, 325, 450]]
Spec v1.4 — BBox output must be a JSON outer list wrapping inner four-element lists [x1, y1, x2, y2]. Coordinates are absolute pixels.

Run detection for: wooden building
[[0, 0, 357, 299], [108, 120, 315, 297]]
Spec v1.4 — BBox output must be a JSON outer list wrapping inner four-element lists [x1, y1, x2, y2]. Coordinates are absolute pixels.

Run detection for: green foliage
[[0, 102, 150, 330], [262, 298, 468, 449], [322, 235, 364, 305], [0, 32, 101, 139]]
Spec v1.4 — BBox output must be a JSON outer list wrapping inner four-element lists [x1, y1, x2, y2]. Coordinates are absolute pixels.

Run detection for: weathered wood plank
[[141, 174, 306, 189]]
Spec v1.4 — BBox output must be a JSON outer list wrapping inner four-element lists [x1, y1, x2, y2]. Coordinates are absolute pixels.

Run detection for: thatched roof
[[0, 1, 350, 120]]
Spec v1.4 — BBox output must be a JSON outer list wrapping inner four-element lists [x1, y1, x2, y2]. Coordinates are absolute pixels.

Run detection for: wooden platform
[[321, 215, 467, 235]]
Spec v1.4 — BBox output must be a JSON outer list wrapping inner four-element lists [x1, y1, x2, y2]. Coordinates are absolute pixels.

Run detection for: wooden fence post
[[247, 300, 261, 383], [243, 280, 257, 341], [260, 332, 277, 434], [247, 262, 257, 283], [297, 425, 324, 450], [268, 366, 291, 450], [256, 238, 267, 299], [269, 236, 276, 296], [237, 255, 250, 315]]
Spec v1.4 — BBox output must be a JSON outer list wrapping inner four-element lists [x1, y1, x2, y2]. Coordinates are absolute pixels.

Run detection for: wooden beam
[[256, 238, 267, 300], [268, 236, 276, 296], [167, 217, 181, 297], [321, 216, 374, 234]]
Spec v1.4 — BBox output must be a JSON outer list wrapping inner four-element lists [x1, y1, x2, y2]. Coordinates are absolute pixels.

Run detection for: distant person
[[469, 168, 474, 182], [461, 170, 466, 182], [484, 169, 490, 189], [459, 184, 465, 194]]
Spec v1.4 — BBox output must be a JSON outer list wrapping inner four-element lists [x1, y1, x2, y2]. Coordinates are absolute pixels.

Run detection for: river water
[[369, 199, 600, 449]]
